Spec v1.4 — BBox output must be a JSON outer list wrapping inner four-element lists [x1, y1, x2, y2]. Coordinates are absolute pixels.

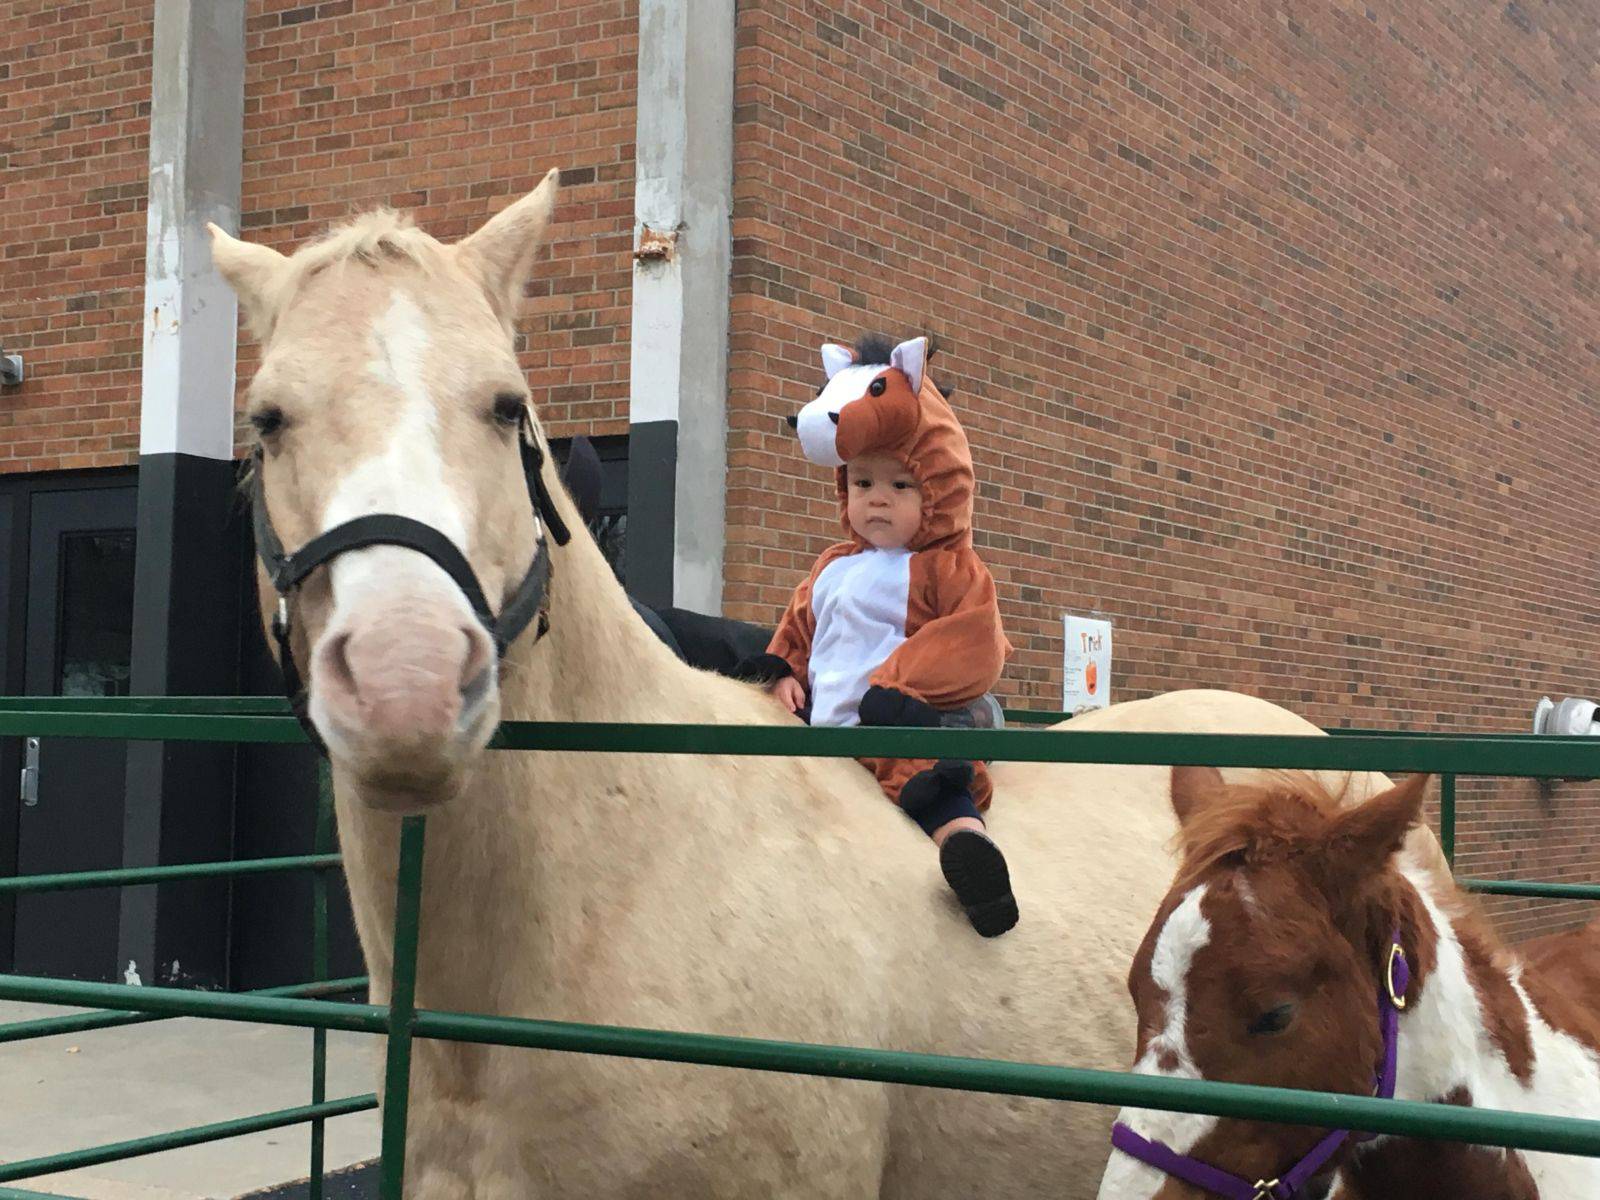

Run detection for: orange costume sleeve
[[869, 547, 1012, 708]]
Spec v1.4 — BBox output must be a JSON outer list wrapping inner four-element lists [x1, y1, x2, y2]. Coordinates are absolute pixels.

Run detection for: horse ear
[[821, 343, 854, 379], [456, 168, 560, 320], [208, 224, 289, 341], [890, 336, 928, 393], [1170, 765, 1225, 827], [1327, 773, 1428, 875]]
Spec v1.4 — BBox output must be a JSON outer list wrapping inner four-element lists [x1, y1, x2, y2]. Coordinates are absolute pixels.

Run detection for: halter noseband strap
[[251, 413, 571, 752], [1110, 931, 1411, 1200]]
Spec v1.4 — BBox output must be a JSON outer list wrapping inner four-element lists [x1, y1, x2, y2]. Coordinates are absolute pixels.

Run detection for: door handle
[[20, 736, 39, 807]]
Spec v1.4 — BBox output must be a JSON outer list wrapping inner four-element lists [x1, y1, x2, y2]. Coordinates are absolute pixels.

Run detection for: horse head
[[210, 170, 563, 812], [1097, 767, 1429, 1200]]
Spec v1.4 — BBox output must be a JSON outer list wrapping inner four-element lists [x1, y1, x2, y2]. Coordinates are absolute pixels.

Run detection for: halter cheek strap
[[251, 413, 571, 752], [1110, 932, 1411, 1200]]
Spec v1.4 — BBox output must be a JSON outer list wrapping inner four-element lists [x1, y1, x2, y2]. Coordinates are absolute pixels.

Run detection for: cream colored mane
[[230, 211, 447, 341]]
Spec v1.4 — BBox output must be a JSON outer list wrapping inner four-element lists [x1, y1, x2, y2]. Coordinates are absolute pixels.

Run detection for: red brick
[[4, 0, 1597, 938]]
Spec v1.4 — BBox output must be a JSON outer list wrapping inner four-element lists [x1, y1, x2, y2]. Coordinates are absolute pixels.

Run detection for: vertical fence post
[[308, 761, 335, 1200], [1440, 774, 1457, 870], [379, 817, 428, 1200]]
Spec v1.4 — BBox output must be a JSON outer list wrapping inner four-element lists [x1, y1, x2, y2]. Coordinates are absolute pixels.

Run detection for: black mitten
[[858, 685, 941, 728]]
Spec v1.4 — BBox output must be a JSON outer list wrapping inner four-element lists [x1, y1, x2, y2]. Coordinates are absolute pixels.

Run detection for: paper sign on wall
[[1063, 613, 1113, 713]]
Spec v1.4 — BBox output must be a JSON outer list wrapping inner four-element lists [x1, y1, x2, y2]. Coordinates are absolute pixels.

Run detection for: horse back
[[1518, 919, 1600, 1047]]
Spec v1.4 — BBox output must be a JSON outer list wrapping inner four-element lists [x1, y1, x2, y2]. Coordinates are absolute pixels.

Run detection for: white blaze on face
[[794, 364, 887, 467], [319, 291, 475, 617], [1098, 884, 1217, 1200]]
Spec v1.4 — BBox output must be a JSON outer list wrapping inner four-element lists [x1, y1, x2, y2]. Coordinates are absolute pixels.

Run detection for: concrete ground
[[0, 1000, 380, 1199]]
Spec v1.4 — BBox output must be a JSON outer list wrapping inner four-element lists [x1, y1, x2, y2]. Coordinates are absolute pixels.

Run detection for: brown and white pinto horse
[[1097, 767, 1600, 1200]]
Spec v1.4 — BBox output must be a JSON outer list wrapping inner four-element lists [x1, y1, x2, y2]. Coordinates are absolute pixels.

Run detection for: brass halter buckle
[[1252, 1180, 1281, 1200], [1386, 942, 1409, 1010]]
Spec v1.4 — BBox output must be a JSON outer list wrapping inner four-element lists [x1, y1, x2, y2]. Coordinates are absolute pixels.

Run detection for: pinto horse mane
[[1173, 770, 1361, 892]]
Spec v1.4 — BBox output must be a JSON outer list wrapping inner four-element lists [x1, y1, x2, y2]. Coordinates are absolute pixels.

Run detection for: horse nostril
[[828, 411, 839, 425], [784, 414, 799, 429]]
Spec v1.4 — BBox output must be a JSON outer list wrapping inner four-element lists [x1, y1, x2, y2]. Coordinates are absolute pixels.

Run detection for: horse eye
[[249, 407, 285, 438], [868, 377, 887, 397], [492, 393, 526, 427], [1248, 1004, 1295, 1036]]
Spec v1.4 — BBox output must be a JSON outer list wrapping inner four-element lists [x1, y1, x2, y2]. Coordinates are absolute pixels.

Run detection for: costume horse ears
[[890, 336, 928, 394], [818, 336, 929, 393], [821, 343, 855, 379]]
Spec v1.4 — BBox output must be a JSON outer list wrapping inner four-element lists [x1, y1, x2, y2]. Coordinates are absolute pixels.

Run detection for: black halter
[[249, 413, 572, 752]]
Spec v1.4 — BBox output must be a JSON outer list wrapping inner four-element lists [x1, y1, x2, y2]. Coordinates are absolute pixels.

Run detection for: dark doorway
[[10, 481, 137, 980]]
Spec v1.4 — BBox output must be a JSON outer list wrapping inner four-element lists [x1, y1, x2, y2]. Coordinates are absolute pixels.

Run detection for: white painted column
[[139, 0, 246, 460], [627, 0, 736, 613], [120, 0, 248, 990]]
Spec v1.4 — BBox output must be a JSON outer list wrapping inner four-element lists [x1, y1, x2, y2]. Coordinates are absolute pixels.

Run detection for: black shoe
[[939, 830, 1019, 938]]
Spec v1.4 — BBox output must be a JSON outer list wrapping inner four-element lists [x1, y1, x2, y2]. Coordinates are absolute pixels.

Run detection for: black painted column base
[[118, 452, 245, 989], [624, 419, 677, 610]]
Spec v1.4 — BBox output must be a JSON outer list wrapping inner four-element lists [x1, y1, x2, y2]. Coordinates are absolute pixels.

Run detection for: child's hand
[[773, 677, 806, 713]]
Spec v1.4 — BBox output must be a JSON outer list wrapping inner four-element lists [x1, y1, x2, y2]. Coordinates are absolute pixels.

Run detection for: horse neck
[[1391, 864, 1540, 1108], [1339, 864, 1564, 1198], [500, 487, 706, 724], [476, 484, 797, 868]]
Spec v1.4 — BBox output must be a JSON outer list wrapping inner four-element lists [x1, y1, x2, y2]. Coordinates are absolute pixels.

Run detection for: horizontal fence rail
[[0, 1096, 378, 1185], [0, 976, 367, 1046], [2, 696, 1596, 1199], [0, 853, 342, 894], [1459, 879, 1600, 901], [5, 708, 1600, 778], [1, 973, 1598, 1161]]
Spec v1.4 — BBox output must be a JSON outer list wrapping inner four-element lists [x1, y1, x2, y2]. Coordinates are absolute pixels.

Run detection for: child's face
[[845, 453, 923, 549]]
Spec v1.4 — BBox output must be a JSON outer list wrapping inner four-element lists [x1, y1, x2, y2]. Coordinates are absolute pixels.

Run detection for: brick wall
[[3, 1, 1595, 938], [0, 0, 638, 472], [722, 0, 1600, 939], [238, 0, 638, 441], [0, 0, 151, 472]]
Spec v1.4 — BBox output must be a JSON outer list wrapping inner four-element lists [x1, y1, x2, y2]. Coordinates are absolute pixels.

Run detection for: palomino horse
[[1099, 767, 1600, 1200], [210, 174, 1441, 1198]]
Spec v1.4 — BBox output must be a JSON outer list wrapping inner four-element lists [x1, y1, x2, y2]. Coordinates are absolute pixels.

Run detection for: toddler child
[[745, 335, 1018, 937]]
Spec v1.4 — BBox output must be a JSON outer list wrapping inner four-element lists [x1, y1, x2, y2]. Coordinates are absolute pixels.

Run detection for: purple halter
[[1110, 932, 1411, 1200]]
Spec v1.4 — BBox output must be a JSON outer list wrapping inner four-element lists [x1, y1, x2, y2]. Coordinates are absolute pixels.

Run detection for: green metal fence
[[0, 696, 1597, 1199]]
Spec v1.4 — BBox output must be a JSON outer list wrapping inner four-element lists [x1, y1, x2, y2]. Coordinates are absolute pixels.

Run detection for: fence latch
[[20, 737, 39, 807]]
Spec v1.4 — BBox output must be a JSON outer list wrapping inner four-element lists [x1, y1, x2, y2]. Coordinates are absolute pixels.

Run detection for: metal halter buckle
[[1386, 942, 1408, 1010], [1252, 1180, 1281, 1200]]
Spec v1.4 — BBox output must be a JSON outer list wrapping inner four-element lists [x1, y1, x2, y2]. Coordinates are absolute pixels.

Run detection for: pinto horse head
[[1097, 768, 1430, 1200], [210, 172, 563, 811]]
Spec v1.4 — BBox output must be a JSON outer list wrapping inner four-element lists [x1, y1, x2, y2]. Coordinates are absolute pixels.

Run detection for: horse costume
[[750, 335, 1012, 822]]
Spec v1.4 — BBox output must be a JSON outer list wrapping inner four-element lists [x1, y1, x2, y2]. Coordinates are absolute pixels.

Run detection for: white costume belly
[[808, 547, 912, 728]]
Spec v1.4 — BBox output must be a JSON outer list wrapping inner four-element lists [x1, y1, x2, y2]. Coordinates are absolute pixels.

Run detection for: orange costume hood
[[772, 333, 1012, 723], [794, 336, 974, 552]]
